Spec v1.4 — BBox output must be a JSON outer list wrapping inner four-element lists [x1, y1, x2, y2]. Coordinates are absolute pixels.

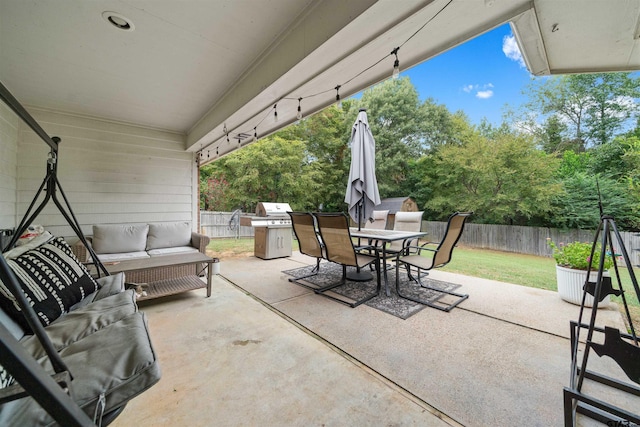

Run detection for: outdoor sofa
[[72, 222, 211, 283]]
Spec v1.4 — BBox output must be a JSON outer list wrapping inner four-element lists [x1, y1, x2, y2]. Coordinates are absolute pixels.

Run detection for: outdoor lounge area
[[107, 250, 634, 426]]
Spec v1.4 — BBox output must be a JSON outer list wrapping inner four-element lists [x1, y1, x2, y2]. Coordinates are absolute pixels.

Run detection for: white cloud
[[462, 84, 475, 93], [502, 35, 526, 68], [484, 83, 494, 89], [476, 90, 494, 99]]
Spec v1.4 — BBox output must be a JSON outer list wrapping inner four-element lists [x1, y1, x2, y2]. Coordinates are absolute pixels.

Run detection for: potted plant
[[547, 239, 614, 307]]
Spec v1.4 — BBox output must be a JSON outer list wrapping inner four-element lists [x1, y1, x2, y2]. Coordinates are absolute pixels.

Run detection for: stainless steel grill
[[240, 202, 292, 259]]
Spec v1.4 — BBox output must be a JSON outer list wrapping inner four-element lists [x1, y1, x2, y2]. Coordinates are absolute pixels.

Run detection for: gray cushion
[[147, 246, 198, 256], [0, 311, 161, 426], [92, 224, 149, 254], [146, 222, 192, 250]]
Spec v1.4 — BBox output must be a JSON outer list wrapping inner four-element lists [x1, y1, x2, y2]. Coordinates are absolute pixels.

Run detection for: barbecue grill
[[240, 202, 292, 259]]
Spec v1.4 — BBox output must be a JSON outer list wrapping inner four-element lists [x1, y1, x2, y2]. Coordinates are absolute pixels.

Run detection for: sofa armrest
[[191, 232, 210, 253], [71, 237, 93, 263]]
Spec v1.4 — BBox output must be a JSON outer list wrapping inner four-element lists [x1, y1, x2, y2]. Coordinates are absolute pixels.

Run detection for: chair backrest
[[389, 211, 423, 251], [314, 213, 357, 267], [393, 211, 423, 232], [432, 212, 472, 268], [288, 212, 323, 259], [364, 210, 389, 230]]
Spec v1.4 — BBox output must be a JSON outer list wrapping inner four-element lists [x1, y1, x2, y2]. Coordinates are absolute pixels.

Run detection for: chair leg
[[288, 258, 331, 291], [396, 263, 468, 312], [315, 262, 381, 308]]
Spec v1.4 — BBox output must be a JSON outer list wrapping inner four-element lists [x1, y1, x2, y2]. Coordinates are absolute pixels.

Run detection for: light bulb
[[391, 47, 400, 80], [273, 104, 278, 122], [335, 85, 342, 109], [296, 98, 303, 120]]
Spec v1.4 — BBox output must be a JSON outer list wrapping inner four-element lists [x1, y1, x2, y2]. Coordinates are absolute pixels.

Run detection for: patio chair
[[287, 211, 327, 290], [371, 211, 424, 270], [395, 211, 472, 312], [364, 210, 389, 230], [313, 212, 381, 307], [388, 211, 424, 254]]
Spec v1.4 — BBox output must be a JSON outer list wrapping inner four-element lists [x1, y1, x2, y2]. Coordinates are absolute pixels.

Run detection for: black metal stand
[[564, 215, 640, 426], [0, 80, 106, 425]]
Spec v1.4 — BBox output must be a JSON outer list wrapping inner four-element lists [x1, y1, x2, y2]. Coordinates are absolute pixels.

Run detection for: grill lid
[[256, 202, 292, 217]]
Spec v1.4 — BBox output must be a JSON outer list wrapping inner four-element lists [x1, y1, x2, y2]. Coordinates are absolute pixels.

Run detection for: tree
[[418, 125, 561, 224], [548, 173, 640, 230], [200, 136, 320, 212], [294, 104, 352, 211], [524, 72, 640, 148]]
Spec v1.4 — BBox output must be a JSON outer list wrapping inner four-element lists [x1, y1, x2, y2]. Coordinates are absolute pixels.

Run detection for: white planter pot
[[212, 259, 220, 275], [555, 265, 610, 308]]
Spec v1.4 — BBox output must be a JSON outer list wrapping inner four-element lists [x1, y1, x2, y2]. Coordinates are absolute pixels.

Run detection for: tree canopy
[[201, 72, 640, 231]]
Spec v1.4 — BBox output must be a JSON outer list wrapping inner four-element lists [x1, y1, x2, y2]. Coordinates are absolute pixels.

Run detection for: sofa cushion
[[92, 224, 149, 254], [0, 237, 99, 329], [96, 251, 150, 263], [146, 222, 192, 250], [147, 246, 199, 256]]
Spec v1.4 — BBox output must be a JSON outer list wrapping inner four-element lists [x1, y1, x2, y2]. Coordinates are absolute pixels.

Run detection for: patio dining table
[[349, 228, 428, 297]]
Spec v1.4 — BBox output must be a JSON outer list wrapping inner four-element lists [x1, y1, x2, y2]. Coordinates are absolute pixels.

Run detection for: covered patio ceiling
[[2, 0, 640, 161]]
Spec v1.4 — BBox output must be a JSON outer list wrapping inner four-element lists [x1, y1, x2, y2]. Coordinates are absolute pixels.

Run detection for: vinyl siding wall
[[15, 108, 197, 242], [0, 102, 18, 230]]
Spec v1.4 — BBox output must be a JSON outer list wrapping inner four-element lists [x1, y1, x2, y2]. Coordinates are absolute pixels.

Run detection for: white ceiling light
[[102, 11, 135, 32]]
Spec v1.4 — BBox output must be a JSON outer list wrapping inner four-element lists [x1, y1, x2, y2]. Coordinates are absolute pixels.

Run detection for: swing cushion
[[0, 236, 99, 329]]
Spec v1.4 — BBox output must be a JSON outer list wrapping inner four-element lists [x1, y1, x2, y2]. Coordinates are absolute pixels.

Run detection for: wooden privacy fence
[[200, 211, 254, 239], [200, 211, 640, 263], [423, 221, 640, 262]]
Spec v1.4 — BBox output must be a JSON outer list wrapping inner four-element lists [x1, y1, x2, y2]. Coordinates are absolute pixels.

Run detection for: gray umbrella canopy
[[345, 109, 381, 226]]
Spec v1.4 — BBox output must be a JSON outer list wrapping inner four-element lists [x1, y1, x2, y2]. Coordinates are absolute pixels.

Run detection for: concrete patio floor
[[111, 252, 637, 426]]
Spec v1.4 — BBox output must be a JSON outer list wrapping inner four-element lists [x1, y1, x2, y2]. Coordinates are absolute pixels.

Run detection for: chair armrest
[[405, 243, 437, 255], [71, 237, 93, 262], [191, 232, 211, 253]]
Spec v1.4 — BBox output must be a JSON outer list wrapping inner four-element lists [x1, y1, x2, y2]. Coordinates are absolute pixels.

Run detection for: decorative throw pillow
[[0, 363, 13, 389], [0, 236, 99, 329]]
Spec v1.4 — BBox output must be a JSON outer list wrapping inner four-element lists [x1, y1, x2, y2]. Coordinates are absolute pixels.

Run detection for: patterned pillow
[[0, 363, 13, 389], [0, 237, 99, 329]]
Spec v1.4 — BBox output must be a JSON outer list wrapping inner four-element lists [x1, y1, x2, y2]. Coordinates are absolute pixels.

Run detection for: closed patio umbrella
[[345, 109, 381, 229]]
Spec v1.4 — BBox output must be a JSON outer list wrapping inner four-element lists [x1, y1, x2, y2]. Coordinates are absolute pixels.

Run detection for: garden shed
[[376, 197, 418, 229]]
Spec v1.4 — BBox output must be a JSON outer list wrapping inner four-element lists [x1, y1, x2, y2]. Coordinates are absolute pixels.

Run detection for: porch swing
[[0, 81, 161, 426]]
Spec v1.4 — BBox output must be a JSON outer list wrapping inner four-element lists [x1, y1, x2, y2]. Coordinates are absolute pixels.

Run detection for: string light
[[207, 150, 210, 158], [296, 97, 303, 120], [391, 47, 400, 79], [216, 147, 219, 156], [198, 0, 452, 157]]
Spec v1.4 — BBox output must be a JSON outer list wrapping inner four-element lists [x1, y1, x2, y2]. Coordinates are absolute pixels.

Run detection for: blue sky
[[402, 23, 531, 126]]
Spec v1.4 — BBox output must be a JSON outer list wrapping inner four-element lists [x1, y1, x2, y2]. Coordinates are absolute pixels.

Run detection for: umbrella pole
[[347, 195, 373, 282]]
